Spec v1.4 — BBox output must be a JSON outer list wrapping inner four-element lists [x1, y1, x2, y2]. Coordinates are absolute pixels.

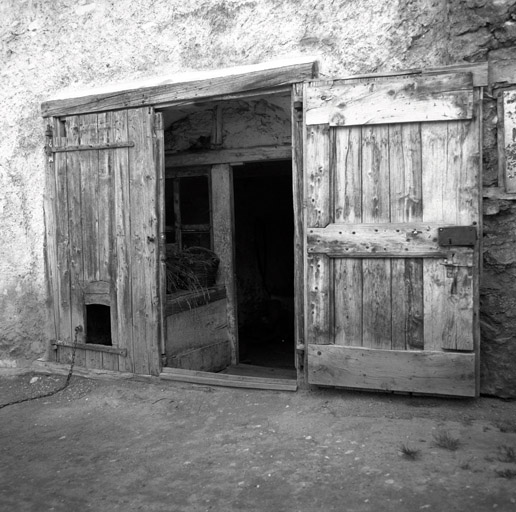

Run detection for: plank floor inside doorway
[[219, 363, 297, 380]]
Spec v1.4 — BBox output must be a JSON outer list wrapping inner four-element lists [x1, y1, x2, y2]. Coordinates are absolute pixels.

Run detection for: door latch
[[438, 226, 477, 247]]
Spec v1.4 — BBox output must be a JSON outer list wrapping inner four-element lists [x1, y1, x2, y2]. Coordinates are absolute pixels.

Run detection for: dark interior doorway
[[233, 161, 295, 369]]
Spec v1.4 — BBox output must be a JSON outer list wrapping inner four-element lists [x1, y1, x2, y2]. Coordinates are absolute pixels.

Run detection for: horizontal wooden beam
[[41, 57, 318, 117], [160, 367, 297, 391], [483, 186, 516, 200], [53, 340, 127, 357], [51, 142, 134, 152], [306, 73, 473, 126], [307, 345, 476, 397], [307, 222, 477, 258], [165, 145, 292, 168]]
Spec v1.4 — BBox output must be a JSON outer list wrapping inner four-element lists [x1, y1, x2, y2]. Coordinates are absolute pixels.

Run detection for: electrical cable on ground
[[0, 325, 81, 410]]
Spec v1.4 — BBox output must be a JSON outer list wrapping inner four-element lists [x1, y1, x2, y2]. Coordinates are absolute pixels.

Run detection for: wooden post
[[211, 164, 239, 365]]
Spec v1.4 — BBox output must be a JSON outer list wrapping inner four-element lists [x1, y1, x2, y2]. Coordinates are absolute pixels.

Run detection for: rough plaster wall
[[164, 97, 291, 151], [1, 0, 516, 394]]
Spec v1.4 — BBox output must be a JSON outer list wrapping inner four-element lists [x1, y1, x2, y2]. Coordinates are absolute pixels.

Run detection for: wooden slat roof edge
[[41, 56, 320, 118]]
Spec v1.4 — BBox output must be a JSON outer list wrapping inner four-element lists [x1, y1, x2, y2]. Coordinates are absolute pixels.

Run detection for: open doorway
[[233, 161, 295, 370]]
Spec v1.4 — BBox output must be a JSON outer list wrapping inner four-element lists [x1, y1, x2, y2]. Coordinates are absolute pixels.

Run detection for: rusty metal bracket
[[438, 226, 477, 247]]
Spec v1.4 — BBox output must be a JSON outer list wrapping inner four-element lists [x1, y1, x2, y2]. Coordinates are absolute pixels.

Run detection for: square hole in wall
[[86, 304, 112, 346]]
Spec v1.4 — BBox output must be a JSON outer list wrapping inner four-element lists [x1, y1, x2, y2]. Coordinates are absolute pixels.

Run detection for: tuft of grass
[[496, 421, 516, 434], [433, 431, 461, 451], [496, 468, 516, 479], [399, 443, 421, 460], [459, 458, 473, 470], [497, 445, 516, 463]]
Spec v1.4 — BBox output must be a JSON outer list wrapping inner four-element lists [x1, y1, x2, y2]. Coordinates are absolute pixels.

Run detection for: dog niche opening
[[86, 304, 112, 346]]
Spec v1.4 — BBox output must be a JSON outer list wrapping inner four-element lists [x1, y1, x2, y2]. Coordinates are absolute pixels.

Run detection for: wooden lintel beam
[[41, 58, 318, 117], [165, 145, 292, 168]]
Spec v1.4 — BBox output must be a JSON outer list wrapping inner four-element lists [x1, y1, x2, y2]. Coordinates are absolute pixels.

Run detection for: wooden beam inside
[[165, 145, 292, 168], [41, 57, 318, 117]]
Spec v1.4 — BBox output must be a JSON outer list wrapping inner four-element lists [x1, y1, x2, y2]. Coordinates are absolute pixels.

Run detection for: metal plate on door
[[438, 226, 477, 246]]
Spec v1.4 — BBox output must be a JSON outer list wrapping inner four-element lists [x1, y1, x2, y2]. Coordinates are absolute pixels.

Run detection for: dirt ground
[[1, 369, 516, 512]]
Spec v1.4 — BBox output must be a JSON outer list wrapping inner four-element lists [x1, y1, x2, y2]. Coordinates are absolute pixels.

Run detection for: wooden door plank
[[128, 107, 160, 376], [362, 258, 392, 348], [79, 114, 100, 283], [52, 122, 72, 345], [155, 112, 166, 365], [334, 258, 362, 346], [44, 120, 60, 350], [307, 255, 331, 345], [101, 351, 119, 371], [361, 125, 391, 349], [85, 348, 102, 370], [211, 163, 237, 366], [307, 345, 476, 397], [422, 122, 448, 352], [291, 82, 306, 382], [305, 73, 473, 126], [305, 124, 330, 228], [97, 112, 113, 283], [422, 122, 448, 223], [333, 126, 363, 348], [389, 123, 424, 350], [334, 127, 362, 223], [112, 110, 134, 372], [65, 115, 86, 344]]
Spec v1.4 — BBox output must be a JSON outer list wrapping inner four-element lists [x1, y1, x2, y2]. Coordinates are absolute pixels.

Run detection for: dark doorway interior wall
[[233, 161, 295, 369]]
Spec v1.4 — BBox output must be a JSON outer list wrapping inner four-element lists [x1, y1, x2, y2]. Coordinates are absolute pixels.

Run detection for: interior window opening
[[164, 172, 215, 295], [85, 304, 112, 346], [233, 161, 295, 370]]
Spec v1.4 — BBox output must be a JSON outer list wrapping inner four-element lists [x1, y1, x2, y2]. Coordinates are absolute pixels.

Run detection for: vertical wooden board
[[155, 112, 166, 363], [79, 114, 100, 283], [102, 352, 119, 371], [391, 259, 407, 350], [292, 82, 306, 381], [391, 258, 424, 350], [361, 125, 391, 349], [443, 121, 461, 225], [334, 258, 362, 347], [212, 163, 238, 366], [421, 122, 448, 352], [334, 126, 361, 223], [421, 122, 448, 223], [423, 259, 448, 351], [455, 119, 480, 224], [44, 121, 59, 346], [389, 123, 424, 350], [361, 125, 389, 223], [112, 110, 134, 372], [65, 115, 85, 343], [52, 121, 72, 343], [84, 348, 102, 370], [305, 124, 330, 227], [362, 258, 391, 349], [97, 112, 113, 283], [454, 266, 474, 351], [127, 107, 160, 376], [389, 123, 422, 222], [306, 254, 331, 345]]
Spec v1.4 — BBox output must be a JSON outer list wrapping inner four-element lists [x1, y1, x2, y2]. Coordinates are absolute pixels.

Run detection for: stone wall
[[1, 0, 516, 395]]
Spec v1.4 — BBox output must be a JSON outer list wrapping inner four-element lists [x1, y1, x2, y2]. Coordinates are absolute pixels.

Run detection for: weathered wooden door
[[303, 72, 481, 396], [45, 107, 161, 375]]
